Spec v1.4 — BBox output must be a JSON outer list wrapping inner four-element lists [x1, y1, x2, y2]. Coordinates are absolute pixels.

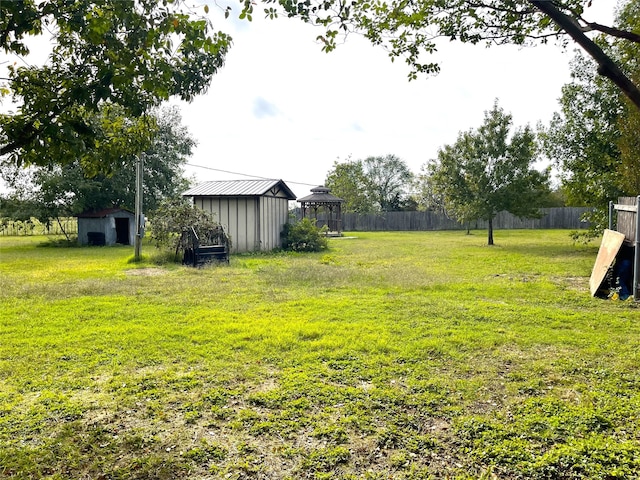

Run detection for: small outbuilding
[[297, 186, 344, 235], [77, 208, 136, 246], [590, 196, 639, 301], [182, 179, 297, 253]]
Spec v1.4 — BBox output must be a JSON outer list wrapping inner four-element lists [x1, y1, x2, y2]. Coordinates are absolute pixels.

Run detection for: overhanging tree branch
[[1, 0, 230, 171], [528, 0, 640, 111], [584, 22, 640, 43]]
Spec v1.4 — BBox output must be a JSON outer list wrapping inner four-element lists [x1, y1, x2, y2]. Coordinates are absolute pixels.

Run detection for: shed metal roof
[[183, 179, 296, 199], [77, 208, 134, 218]]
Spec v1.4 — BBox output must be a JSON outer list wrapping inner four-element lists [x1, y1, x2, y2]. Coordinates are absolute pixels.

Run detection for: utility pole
[[134, 153, 144, 261]]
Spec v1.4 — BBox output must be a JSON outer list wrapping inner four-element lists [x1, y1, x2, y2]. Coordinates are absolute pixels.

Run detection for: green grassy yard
[[0, 231, 638, 479]]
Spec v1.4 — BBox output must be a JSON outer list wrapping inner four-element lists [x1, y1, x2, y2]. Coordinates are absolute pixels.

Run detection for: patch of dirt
[[125, 268, 167, 276], [551, 276, 588, 291]]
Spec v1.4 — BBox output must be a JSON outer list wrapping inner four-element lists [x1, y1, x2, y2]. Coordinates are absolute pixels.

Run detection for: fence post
[[609, 201, 614, 230]]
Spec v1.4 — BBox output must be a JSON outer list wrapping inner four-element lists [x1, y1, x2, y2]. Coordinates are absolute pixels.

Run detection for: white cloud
[[252, 97, 281, 119]]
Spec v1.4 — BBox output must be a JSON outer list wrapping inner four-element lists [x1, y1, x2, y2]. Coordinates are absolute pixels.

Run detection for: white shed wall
[[78, 218, 106, 245], [195, 197, 260, 253], [77, 212, 135, 246], [259, 196, 290, 251], [193, 195, 290, 253]]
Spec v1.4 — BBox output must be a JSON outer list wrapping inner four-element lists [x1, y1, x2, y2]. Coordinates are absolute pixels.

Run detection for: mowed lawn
[[1, 230, 638, 479]]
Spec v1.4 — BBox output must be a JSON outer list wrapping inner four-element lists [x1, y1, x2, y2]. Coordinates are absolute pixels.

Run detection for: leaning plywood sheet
[[589, 229, 626, 296]]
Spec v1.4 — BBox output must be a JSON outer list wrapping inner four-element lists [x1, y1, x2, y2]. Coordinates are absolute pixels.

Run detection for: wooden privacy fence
[[2, 208, 591, 236], [335, 207, 592, 232]]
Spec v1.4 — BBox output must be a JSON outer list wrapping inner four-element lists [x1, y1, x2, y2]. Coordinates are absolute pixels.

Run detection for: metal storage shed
[[182, 179, 297, 253], [77, 208, 136, 246]]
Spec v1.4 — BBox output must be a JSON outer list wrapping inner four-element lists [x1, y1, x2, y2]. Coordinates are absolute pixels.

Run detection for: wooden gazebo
[[297, 186, 344, 235]]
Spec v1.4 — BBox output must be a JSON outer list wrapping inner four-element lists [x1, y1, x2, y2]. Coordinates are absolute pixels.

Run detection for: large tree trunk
[[528, 0, 640, 112], [487, 218, 494, 246]]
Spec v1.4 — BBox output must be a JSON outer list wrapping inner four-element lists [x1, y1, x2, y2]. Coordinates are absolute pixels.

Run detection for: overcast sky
[[171, 1, 616, 197], [1, 1, 616, 198]]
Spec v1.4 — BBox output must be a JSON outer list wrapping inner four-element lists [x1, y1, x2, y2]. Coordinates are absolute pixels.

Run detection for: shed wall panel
[[78, 218, 104, 244], [268, 197, 274, 250], [259, 197, 267, 251], [234, 199, 245, 253], [191, 195, 289, 253], [226, 199, 237, 253], [259, 197, 268, 251], [220, 199, 230, 236], [236, 199, 248, 253], [194, 196, 261, 253], [246, 199, 258, 251], [269, 197, 276, 250], [258, 196, 289, 251], [105, 221, 117, 245]]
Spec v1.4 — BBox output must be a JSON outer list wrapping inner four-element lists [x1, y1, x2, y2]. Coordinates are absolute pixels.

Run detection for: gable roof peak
[[182, 179, 296, 199]]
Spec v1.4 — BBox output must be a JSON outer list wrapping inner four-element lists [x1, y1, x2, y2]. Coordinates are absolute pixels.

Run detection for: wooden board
[[589, 229, 626, 296]]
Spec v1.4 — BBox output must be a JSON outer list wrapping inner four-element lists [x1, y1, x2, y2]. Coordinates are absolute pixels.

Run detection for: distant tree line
[[326, 101, 560, 245], [326, 2, 639, 244], [0, 106, 195, 240], [325, 155, 416, 214], [1, 0, 638, 249]]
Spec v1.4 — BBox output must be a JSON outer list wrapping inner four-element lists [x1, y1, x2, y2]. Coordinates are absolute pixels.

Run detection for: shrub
[[149, 198, 222, 254], [281, 218, 328, 252]]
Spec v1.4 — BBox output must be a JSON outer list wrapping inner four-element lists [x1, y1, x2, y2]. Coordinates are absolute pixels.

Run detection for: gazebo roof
[[297, 186, 344, 204]]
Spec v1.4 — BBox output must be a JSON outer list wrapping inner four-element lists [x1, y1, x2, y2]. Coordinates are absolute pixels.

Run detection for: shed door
[[115, 218, 130, 245]]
